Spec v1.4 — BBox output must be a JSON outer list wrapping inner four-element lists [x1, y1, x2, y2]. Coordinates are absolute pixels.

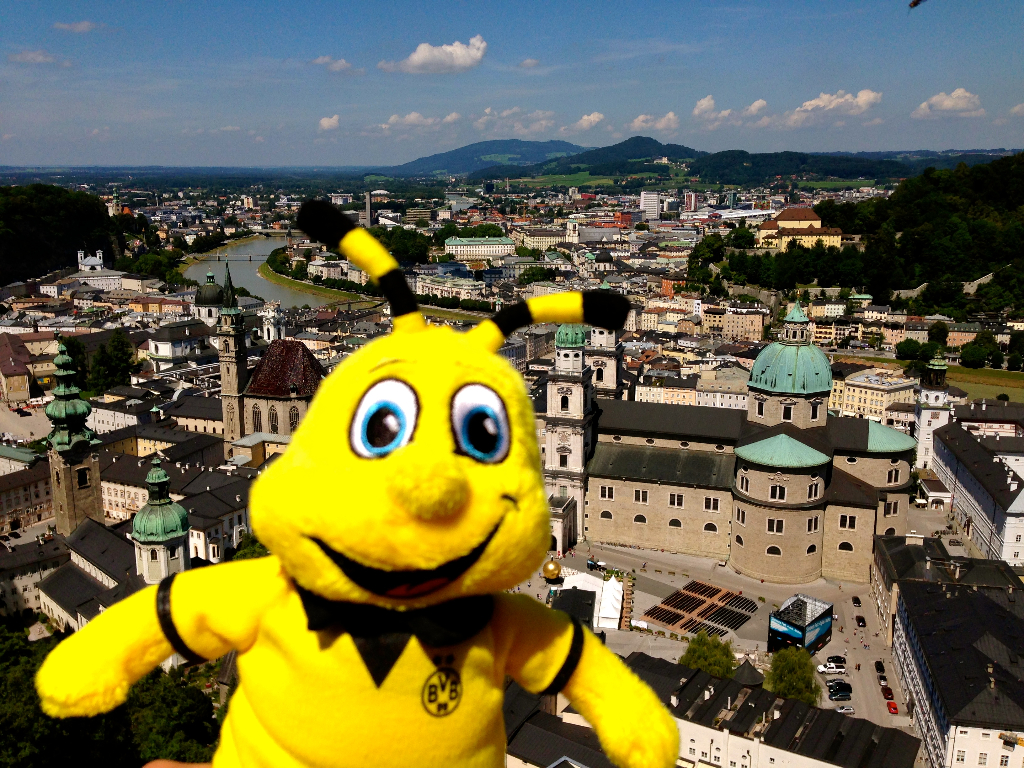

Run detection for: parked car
[[826, 656, 847, 665], [852, 596, 862, 607], [887, 701, 899, 715], [829, 691, 852, 702], [586, 559, 606, 571], [882, 687, 894, 701], [835, 706, 855, 715], [874, 661, 886, 675], [817, 663, 846, 675], [855, 615, 867, 628], [878, 675, 888, 687]]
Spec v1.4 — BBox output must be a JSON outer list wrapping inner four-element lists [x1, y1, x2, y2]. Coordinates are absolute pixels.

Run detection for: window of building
[[887, 468, 901, 484], [634, 489, 648, 504], [884, 501, 899, 517], [600, 511, 612, 520], [807, 544, 817, 554], [736, 507, 746, 525], [669, 518, 681, 528], [978, 754, 987, 766], [150, 549, 158, 561], [252, 404, 262, 432], [999, 756, 1008, 767], [956, 757, 966, 767], [1017, 534, 1021, 543], [560, 395, 569, 412], [703, 522, 718, 533], [807, 516, 819, 533], [559, 454, 568, 468], [811, 403, 820, 420], [289, 406, 300, 431], [739, 475, 750, 493], [595, 368, 604, 382], [669, 493, 684, 508], [770, 485, 786, 501], [782, 405, 793, 421], [840, 515, 857, 529], [766, 546, 782, 556], [76, 468, 90, 489], [735, 535, 744, 546], [757, 400, 765, 417], [268, 406, 279, 434], [838, 541, 854, 552], [807, 482, 820, 500], [767, 518, 784, 534], [704, 497, 719, 512], [634, 514, 647, 524], [559, 485, 567, 496], [600, 486, 614, 500], [169, 546, 178, 559]]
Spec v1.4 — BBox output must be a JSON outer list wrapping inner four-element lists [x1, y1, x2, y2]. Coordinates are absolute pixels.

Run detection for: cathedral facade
[[539, 304, 915, 584]]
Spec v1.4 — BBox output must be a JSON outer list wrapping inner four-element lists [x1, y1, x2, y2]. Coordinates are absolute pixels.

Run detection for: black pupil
[[467, 412, 499, 455], [367, 407, 401, 448]]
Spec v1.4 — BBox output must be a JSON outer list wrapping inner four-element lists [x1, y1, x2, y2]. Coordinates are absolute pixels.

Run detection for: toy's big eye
[[350, 379, 418, 458], [451, 384, 510, 463]]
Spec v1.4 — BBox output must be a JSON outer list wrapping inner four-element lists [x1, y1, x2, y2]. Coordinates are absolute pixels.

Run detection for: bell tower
[[131, 458, 191, 584], [46, 342, 103, 536], [586, 322, 624, 400], [914, 351, 950, 470], [219, 264, 249, 450]]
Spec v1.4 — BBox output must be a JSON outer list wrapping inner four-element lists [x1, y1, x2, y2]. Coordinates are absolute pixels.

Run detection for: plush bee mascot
[[36, 201, 679, 768]]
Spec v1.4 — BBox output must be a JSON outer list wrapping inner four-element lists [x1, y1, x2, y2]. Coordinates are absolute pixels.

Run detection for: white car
[[836, 706, 855, 715], [817, 663, 846, 675]]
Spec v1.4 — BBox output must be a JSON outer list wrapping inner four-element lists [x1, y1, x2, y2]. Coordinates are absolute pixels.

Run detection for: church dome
[[132, 458, 190, 543], [195, 271, 224, 307], [555, 324, 587, 348], [748, 302, 833, 395]]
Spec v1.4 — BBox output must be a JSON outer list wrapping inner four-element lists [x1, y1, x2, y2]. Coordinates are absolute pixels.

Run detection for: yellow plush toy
[[35, 200, 680, 768]]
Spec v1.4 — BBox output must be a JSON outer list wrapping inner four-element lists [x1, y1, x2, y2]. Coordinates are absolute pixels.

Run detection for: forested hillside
[[687, 150, 907, 185]]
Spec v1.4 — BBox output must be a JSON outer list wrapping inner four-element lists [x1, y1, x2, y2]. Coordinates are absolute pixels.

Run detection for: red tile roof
[[244, 340, 325, 398]]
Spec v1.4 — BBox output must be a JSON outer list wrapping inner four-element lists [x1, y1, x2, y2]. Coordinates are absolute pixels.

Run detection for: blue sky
[[1, 0, 1022, 166]]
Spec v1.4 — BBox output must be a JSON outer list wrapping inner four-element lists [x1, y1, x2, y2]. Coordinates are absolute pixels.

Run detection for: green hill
[[375, 140, 589, 177], [687, 150, 908, 185]]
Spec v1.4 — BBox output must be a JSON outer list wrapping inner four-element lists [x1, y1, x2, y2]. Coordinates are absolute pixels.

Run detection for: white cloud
[[387, 112, 439, 126], [442, 112, 461, 123], [742, 99, 767, 117], [629, 112, 679, 132], [475, 107, 554, 135], [692, 96, 717, 118], [863, 117, 884, 126], [378, 35, 486, 74], [561, 112, 605, 133], [912, 88, 984, 119], [312, 56, 358, 73], [1011, 103, 1024, 116], [254, 136, 265, 143], [519, 58, 539, 68], [53, 21, 97, 33], [319, 115, 340, 131], [219, 126, 241, 132], [692, 96, 737, 130], [500, 107, 521, 118], [765, 89, 883, 127], [8, 50, 57, 64]]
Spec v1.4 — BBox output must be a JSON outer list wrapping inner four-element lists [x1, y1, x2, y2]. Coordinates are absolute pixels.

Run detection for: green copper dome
[[132, 458, 190, 543], [736, 434, 830, 469], [866, 420, 917, 453], [194, 270, 224, 307], [749, 302, 832, 395], [556, 323, 587, 348]]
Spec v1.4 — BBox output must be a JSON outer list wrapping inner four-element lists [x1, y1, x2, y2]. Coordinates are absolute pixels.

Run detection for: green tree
[[974, 329, 999, 353], [517, 266, 559, 285], [87, 343, 113, 393], [894, 339, 921, 360], [928, 321, 949, 345], [998, 393, 1011, 401], [635, 222, 649, 231], [960, 343, 988, 369], [991, 350, 1005, 369], [60, 335, 90, 390], [231, 532, 270, 560], [126, 668, 217, 762], [1008, 353, 1022, 372], [1009, 331, 1024, 357], [679, 631, 736, 678], [763, 647, 821, 706], [105, 329, 135, 388], [918, 341, 940, 362], [728, 227, 755, 249], [414, 218, 429, 229]]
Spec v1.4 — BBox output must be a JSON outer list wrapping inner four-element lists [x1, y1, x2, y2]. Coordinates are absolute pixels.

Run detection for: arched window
[[149, 549, 158, 561], [595, 368, 604, 382], [252, 403, 262, 432], [668, 518, 682, 528], [289, 406, 300, 431], [735, 535, 744, 546], [600, 511, 612, 520], [633, 514, 647, 524], [703, 522, 718, 533], [268, 406, 279, 434], [766, 546, 782, 556], [806, 544, 817, 554], [560, 395, 569, 412], [838, 541, 854, 551], [884, 527, 896, 536]]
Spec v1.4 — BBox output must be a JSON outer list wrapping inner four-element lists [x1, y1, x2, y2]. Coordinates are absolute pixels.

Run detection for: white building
[[413, 275, 485, 301], [444, 237, 515, 261], [914, 354, 951, 469], [639, 191, 661, 221]]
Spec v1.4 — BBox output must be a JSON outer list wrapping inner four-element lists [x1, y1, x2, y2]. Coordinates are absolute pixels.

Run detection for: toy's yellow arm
[[36, 556, 288, 718], [496, 594, 678, 768]]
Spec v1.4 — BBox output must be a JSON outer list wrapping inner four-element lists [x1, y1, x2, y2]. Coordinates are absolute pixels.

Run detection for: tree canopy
[[763, 647, 821, 706], [679, 630, 737, 678]]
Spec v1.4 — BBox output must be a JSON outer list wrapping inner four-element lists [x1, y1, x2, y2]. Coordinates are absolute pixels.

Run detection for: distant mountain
[[468, 136, 705, 180], [373, 140, 590, 177], [687, 150, 910, 185]]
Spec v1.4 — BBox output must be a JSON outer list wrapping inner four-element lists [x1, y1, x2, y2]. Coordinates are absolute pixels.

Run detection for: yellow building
[[756, 208, 842, 248], [840, 368, 917, 420]]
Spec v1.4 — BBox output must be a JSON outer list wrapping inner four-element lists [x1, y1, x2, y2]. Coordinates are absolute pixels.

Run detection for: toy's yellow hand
[[564, 631, 679, 768]]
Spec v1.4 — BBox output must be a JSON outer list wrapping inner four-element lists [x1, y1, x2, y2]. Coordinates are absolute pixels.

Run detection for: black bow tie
[[296, 587, 494, 687]]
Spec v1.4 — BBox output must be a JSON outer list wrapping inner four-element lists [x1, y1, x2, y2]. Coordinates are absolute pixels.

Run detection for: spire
[[222, 263, 237, 309], [44, 341, 96, 454]]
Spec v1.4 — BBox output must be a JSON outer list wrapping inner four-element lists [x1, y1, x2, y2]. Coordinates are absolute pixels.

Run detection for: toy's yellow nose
[[386, 448, 470, 521]]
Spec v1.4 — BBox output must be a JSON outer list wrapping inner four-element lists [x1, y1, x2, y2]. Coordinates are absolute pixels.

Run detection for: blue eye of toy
[[350, 379, 418, 459], [451, 385, 509, 463]]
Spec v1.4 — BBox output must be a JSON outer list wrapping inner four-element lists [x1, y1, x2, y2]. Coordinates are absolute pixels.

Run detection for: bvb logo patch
[[422, 656, 461, 717]]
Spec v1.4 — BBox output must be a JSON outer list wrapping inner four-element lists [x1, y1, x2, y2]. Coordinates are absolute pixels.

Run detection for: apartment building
[[840, 369, 916, 420], [444, 237, 515, 261]]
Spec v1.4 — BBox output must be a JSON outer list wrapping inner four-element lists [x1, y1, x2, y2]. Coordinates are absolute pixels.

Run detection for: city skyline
[[1, 0, 1022, 166]]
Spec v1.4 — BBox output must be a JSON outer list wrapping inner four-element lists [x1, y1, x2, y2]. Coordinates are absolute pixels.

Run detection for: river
[[183, 236, 332, 309]]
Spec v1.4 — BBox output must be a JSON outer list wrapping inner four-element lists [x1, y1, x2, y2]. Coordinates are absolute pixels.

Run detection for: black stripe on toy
[[377, 269, 419, 317], [491, 302, 533, 337], [541, 616, 585, 694], [156, 575, 205, 665], [582, 291, 630, 330]]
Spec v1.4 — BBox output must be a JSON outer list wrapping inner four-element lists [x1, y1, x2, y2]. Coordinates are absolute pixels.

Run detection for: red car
[[887, 701, 899, 715], [882, 686, 894, 701]]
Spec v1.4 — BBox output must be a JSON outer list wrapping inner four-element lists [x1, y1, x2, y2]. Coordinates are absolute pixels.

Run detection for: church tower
[[914, 350, 950, 470], [586, 320, 624, 400], [219, 264, 249, 449], [45, 342, 103, 536], [131, 458, 191, 584], [260, 302, 286, 342], [543, 324, 597, 549]]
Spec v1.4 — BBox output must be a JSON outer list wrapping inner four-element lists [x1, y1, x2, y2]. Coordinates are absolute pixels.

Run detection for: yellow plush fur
[[35, 204, 680, 768]]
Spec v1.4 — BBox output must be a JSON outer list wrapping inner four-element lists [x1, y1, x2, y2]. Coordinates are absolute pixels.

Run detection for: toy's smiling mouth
[[312, 495, 516, 599]]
